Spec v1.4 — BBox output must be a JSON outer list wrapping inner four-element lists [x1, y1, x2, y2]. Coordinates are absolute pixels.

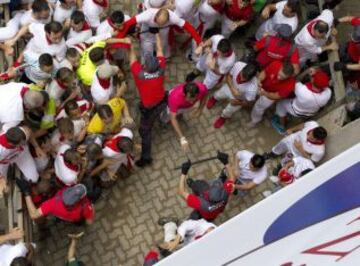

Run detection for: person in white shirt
[[295, 9, 338, 65], [66, 11, 93, 47], [50, 117, 76, 153], [187, 34, 236, 90], [20, 53, 56, 85], [274, 156, 315, 185], [266, 121, 327, 163], [206, 61, 258, 128], [255, 0, 300, 40], [91, 63, 120, 105], [53, 0, 77, 24], [174, 0, 201, 26], [233, 150, 267, 192], [275, 69, 332, 129], [59, 47, 82, 71], [83, 0, 108, 28], [0, 127, 39, 185]]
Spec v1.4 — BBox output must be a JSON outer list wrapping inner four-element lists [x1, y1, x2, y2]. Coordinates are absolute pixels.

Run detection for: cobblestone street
[[33, 0, 287, 265]]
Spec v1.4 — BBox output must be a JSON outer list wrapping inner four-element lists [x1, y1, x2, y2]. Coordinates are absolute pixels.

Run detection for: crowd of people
[[0, 0, 358, 265]]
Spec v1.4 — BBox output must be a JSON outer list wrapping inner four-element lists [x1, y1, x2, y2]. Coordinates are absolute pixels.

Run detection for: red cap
[[312, 70, 329, 90], [279, 169, 295, 184]]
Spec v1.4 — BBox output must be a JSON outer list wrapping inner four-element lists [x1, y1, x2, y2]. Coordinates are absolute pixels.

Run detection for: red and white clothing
[[0, 242, 29, 266], [174, 0, 201, 26], [214, 61, 258, 118], [102, 128, 134, 174], [54, 144, 79, 186], [46, 79, 70, 107], [295, 9, 334, 64], [39, 187, 94, 222], [251, 61, 296, 124], [0, 82, 27, 131], [177, 219, 216, 245], [272, 121, 326, 163], [276, 82, 332, 118], [123, 7, 202, 58], [196, 34, 236, 90], [50, 130, 72, 152], [222, 0, 253, 38], [66, 22, 93, 47], [53, 1, 76, 24], [256, 0, 299, 40], [90, 69, 115, 105], [96, 14, 130, 40], [56, 99, 92, 121], [283, 156, 315, 180], [24, 23, 66, 63], [255, 35, 300, 68], [83, 0, 108, 27], [198, 0, 224, 35], [236, 150, 267, 185]]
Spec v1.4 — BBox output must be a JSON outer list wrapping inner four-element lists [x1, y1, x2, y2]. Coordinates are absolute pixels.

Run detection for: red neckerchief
[[61, 153, 79, 171], [45, 34, 52, 45], [97, 73, 111, 89], [210, 1, 225, 13], [107, 17, 117, 30], [82, 21, 91, 31], [59, 135, 65, 142], [20, 86, 29, 98], [92, 0, 108, 8], [236, 73, 247, 84], [0, 134, 16, 149], [56, 79, 68, 90], [307, 130, 325, 145], [307, 20, 319, 38], [305, 82, 322, 94], [213, 49, 233, 58], [105, 136, 123, 153]]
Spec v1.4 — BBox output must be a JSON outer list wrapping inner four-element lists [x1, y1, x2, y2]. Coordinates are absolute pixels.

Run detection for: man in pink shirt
[[161, 82, 207, 151]]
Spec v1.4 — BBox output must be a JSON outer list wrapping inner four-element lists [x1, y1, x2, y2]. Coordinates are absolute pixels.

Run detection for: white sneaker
[[269, 175, 280, 183], [262, 190, 272, 198]]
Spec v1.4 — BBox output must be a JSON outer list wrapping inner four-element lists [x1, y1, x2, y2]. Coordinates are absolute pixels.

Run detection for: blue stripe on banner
[[263, 162, 360, 244]]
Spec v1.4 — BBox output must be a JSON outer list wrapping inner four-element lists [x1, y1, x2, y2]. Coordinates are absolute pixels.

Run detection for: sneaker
[[269, 175, 280, 183], [135, 158, 153, 168], [271, 115, 286, 135], [186, 71, 199, 82], [213, 116, 227, 128], [206, 97, 217, 109], [158, 217, 179, 226]]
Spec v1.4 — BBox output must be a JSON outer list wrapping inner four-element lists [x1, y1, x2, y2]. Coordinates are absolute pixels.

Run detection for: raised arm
[[155, 33, 164, 57]]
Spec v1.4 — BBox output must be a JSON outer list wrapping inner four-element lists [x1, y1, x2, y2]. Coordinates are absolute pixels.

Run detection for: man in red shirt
[[250, 60, 295, 127], [177, 152, 235, 221], [17, 179, 95, 225], [334, 16, 360, 88], [221, 0, 254, 38], [254, 24, 300, 74], [129, 33, 167, 167]]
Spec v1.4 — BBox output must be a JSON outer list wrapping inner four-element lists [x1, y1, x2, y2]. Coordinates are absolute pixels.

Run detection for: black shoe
[[186, 178, 194, 188], [186, 71, 199, 82], [263, 152, 278, 161], [187, 54, 194, 62], [135, 158, 153, 168], [158, 217, 179, 226]]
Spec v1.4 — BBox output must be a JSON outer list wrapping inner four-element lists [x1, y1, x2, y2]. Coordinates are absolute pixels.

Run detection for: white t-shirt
[[96, 15, 130, 36], [285, 121, 326, 162], [0, 242, 28, 266], [54, 144, 79, 186], [25, 23, 66, 62], [53, 1, 76, 24], [230, 61, 258, 101], [144, 0, 167, 9], [291, 156, 315, 178], [177, 219, 216, 246], [20, 9, 52, 27], [211, 34, 236, 75], [291, 82, 332, 116], [0, 131, 24, 165], [270, 1, 298, 33], [175, 0, 200, 23], [0, 82, 26, 130], [66, 27, 93, 47], [136, 8, 185, 28], [199, 0, 220, 22], [83, 0, 105, 27], [236, 150, 268, 184], [90, 70, 114, 105]]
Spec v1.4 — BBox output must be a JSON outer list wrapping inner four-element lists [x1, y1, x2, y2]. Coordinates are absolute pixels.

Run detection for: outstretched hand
[[217, 151, 229, 165]]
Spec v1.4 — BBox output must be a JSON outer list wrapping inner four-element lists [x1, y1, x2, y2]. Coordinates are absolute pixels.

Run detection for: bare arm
[[0, 228, 24, 245], [170, 112, 184, 139], [25, 196, 43, 220], [155, 33, 164, 58], [5, 25, 30, 46], [178, 174, 189, 199], [226, 74, 241, 98]]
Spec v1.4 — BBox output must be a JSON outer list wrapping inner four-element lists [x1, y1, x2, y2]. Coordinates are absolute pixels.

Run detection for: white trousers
[[214, 84, 241, 118], [251, 95, 274, 124], [221, 16, 235, 39], [196, 54, 223, 90], [276, 99, 296, 117], [140, 24, 171, 58], [0, 146, 39, 183]]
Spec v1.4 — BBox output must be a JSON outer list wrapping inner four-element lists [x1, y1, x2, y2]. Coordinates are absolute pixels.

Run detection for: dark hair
[[39, 53, 53, 67], [56, 67, 74, 84], [58, 117, 74, 135], [313, 126, 327, 140], [300, 169, 313, 177], [86, 143, 102, 160], [241, 63, 258, 81], [250, 154, 265, 169], [31, 0, 49, 13], [110, 10, 125, 24], [6, 127, 26, 145], [10, 257, 30, 266], [63, 148, 79, 164], [282, 61, 295, 77], [97, 105, 113, 120], [66, 47, 80, 59], [314, 21, 329, 34], [64, 99, 79, 116], [183, 82, 200, 98], [89, 47, 104, 64], [286, 0, 300, 13], [45, 21, 63, 34], [71, 10, 85, 24], [217, 39, 232, 54], [117, 137, 133, 153]]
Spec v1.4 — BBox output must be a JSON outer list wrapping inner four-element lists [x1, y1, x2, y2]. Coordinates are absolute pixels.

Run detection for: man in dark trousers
[[129, 33, 167, 167]]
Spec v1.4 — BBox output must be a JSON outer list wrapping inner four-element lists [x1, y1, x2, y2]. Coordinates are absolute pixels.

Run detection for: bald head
[[23, 90, 46, 109], [155, 8, 169, 26]]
